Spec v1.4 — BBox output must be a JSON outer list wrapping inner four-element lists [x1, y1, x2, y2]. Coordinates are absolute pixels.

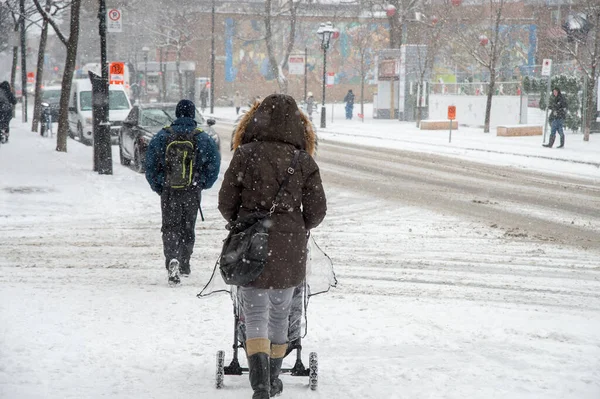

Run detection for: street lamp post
[[142, 46, 149, 102], [316, 22, 337, 129]]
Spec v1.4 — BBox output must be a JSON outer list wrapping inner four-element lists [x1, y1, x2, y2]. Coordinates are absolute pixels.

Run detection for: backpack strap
[[269, 150, 300, 215]]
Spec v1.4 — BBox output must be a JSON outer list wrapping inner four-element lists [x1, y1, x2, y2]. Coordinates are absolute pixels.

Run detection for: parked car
[[118, 103, 219, 173], [68, 79, 132, 145], [41, 85, 61, 120]]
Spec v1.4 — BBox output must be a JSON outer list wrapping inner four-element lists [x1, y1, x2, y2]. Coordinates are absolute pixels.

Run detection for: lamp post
[[316, 22, 337, 129], [142, 46, 149, 102]]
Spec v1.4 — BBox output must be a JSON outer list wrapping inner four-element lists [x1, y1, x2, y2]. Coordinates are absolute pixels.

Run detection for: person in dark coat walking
[[343, 89, 355, 120], [0, 81, 18, 140], [544, 87, 567, 148], [200, 85, 208, 112], [219, 94, 326, 399], [145, 99, 221, 285]]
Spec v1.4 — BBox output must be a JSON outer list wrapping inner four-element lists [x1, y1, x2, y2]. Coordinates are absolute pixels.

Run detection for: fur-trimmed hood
[[231, 94, 317, 156]]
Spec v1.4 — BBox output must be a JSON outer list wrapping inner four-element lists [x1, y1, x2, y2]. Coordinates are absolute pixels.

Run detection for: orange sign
[[448, 105, 456, 120], [109, 62, 125, 85]]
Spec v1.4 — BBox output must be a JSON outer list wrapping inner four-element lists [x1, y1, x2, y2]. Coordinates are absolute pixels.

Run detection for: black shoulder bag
[[219, 150, 300, 286]]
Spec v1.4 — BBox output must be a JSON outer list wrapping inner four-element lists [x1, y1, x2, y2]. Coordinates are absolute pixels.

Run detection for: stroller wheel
[[216, 350, 225, 389], [308, 352, 318, 390]]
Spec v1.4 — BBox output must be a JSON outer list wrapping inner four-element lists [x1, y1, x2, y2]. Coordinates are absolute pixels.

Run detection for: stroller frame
[[215, 285, 318, 390]]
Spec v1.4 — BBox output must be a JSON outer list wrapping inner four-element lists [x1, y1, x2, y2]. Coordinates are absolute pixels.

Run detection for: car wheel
[[119, 141, 131, 166], [133, 145, 145, 173]]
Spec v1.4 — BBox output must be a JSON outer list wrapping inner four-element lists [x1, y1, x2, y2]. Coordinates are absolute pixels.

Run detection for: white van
[[68, 80, 132, 144]]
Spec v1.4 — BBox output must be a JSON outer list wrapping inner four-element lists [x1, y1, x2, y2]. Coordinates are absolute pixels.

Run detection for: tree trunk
[[55, 0, 81, 152], [263, 0, 280, 92], [19, 0, 27, 123], [583, 10, 600, 142], [360, 52, 365, 123], [10, 43, 18, 118], [484, 73, 495, 133], [32, 1, 51, 133], [584, 71, 595, 142]]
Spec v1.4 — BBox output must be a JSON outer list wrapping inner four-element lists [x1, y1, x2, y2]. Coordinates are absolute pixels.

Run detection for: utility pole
[[210, 0, 215, 114], [19, 0, 27, 122]]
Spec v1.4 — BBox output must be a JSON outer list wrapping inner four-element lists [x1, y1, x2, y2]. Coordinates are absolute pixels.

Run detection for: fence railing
[[429, 82, 522, 96]]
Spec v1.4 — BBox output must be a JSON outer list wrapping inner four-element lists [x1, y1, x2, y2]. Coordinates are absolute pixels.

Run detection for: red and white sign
[[541, 59, 552, 77], [288, 55, 305, 75], [109, 62, 125, 85], [107, 9, 122, 33], [27, 72, 35, 84], [326, 72, 334, 87]]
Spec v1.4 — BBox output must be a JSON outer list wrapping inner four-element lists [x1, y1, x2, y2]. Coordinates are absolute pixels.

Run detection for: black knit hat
[[176, 99, 195, 118]]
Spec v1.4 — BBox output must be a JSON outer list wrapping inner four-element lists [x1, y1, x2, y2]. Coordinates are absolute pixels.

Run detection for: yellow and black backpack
[[164, 127, 201, 189]]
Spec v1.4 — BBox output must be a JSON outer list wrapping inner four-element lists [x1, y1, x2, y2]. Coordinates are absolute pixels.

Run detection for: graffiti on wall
[[224, 18, 389, 85]]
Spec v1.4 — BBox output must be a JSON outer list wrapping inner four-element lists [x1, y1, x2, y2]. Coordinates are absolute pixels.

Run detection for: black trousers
[[160, 187, 199, 273]]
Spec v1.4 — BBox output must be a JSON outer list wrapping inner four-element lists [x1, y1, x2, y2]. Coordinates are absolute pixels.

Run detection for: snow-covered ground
[[1, 106, 599, 399]]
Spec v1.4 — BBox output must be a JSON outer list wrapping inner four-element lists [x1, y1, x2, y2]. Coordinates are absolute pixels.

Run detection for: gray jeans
[[239, 287, 295, 345]]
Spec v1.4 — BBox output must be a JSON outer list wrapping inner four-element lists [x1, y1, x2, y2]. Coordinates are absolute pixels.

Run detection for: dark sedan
[[119, 103, 220, 173]]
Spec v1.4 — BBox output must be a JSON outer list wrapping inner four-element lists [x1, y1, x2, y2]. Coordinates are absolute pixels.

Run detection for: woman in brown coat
[[219, 94, 326, 399]]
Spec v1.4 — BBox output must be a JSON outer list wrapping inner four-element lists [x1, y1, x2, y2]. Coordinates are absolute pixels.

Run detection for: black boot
[[543, 135, 555, 148], [269, 343, 287, 397], [248, 353, 270, 399], [269, 357, 284, 396], [557, 135, 565, 148]]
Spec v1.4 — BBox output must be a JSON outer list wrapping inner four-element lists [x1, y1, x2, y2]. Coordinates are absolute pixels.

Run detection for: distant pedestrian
[[233, 91, 243, 115], [543, 87, 567, 149], [343, 89, 355, 120], [306, 92, 315, 121], [0, 81, 17, 141], [145, 99, 221, 286], [200, 85, 208, 113]]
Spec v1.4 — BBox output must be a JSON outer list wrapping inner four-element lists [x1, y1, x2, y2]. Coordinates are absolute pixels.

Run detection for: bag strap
[[269, 150, 300, 215]]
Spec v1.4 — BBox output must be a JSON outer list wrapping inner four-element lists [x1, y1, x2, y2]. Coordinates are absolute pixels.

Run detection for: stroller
[[198, 236, 336, 391]]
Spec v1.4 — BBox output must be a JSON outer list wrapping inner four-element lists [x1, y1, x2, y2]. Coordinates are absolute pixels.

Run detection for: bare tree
[[33, 0, 81, 152], [445, 0, 509, 133], [263, 0, 301, 94], [31, 0, 70, 133], [412, 9, 444, 127], [549, 1, 600, 141]]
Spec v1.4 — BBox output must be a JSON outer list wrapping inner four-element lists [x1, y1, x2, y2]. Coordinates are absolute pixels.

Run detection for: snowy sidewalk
[[206, 103, 599, 180]]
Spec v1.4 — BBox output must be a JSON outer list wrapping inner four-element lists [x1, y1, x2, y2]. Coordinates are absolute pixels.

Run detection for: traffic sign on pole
[[107, 9, 122, 32], [541, 59, 552, 77], [109, 62, 125, 85]]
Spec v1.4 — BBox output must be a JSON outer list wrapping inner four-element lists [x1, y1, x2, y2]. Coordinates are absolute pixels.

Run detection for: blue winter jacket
[[145, 117, 221, 194]]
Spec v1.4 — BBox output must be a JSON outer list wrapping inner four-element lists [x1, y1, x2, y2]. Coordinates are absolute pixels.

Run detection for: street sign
[[109, 62, 125, 85], [288, 55, 305, 75], [326, 72, 334, 87], [447, 105, 456, 120], [107, 9, 122, 33], [541, 59, 552, 77], [27, 72, 35, 84]]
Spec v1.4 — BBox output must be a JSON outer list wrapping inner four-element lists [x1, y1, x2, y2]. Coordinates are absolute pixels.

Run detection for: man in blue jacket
[[145, 99, 221, 286]]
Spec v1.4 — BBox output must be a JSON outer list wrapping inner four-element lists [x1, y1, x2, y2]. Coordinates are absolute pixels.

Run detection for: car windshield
[[79, 91, 130, 111], [152, 108, 205, 125], [42, 89, 61, 101], [140, 109, 174, 127]]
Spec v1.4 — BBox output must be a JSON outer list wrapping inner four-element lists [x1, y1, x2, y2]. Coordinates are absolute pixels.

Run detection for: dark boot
[[269, 343, 287, 397], [247, 338, 270, 399], [543, 135, 555, 148], [557, 135, 565, 148]]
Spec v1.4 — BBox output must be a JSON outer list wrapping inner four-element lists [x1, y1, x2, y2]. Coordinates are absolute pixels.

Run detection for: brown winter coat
[[218, 94, 326, 289]]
